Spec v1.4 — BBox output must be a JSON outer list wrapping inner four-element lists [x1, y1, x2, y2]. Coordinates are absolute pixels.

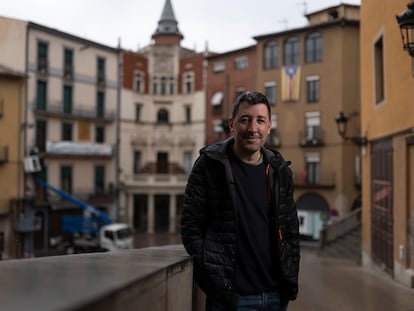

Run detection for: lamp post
[[335, 112, 348, 140], [335, 112, 368, 146], [396, 2, 414, 57]]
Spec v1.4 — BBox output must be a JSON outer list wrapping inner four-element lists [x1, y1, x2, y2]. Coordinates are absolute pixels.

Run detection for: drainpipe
[[17, 73, 25, 206], [115, 40, 122, 222], [22, 23, 34, 258], [23, 24, 29, 188]]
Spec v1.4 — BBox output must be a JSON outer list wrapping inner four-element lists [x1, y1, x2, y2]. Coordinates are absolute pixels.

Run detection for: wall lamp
[[335, 112, 368, 146], [396, 2, 414, 57]]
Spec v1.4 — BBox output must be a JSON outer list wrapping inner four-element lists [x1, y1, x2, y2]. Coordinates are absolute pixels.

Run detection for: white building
[[119, 0, 206, 233]]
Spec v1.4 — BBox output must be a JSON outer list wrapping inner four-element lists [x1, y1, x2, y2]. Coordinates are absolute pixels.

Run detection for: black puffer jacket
[[181, 137, 300, 307]]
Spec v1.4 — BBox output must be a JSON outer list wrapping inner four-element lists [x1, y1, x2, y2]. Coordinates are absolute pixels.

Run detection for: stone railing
[[0, 245, 200, 311], [319, 208, 361, 247]]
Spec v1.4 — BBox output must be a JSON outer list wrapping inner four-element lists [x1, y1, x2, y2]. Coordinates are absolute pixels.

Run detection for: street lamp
[[396, 2, 414, 57], [335, 112, 368, 146]]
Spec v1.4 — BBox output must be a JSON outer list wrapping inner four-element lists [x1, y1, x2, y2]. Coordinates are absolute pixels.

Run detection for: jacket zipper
[[223, 157, 238, 309], [268, 162, 290, 244], [276, 163, 290, 246]]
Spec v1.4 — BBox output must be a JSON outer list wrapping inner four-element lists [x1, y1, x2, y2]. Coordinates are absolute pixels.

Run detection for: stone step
[[319, 226, 362, 263]]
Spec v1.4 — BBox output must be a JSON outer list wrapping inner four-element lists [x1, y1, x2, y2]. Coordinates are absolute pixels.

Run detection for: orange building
[[254, 4, 361, 240], [360, 0, 414, 287], [0, 65, 26, 259]]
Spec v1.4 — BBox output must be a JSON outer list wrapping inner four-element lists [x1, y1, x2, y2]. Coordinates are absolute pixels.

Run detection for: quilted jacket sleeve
[[280, 165, 300, 300], [181, 155, 208, 264]]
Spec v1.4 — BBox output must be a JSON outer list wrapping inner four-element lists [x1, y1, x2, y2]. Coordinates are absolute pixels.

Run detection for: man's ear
[[228, 117, 234, 132]]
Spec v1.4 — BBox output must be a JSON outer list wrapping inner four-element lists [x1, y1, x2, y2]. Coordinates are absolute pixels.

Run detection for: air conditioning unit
[[24, 156, 42, 173]]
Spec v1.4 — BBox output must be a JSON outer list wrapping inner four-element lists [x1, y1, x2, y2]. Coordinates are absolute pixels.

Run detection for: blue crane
[[34, 177, 112, 235]]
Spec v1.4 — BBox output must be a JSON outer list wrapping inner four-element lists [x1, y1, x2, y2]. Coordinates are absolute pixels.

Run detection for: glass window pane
[[264, 41, 278, 69], [96, 91, 105, 118], [36, 80, 47, 109], [95, 166, 105, 193], [63, 85, 72, 113]]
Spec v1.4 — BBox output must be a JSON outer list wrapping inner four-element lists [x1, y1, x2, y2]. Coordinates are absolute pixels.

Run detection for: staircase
[[319, 208, 361, 264]]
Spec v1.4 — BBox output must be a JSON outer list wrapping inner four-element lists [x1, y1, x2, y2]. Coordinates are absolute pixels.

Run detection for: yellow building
[[254, 4, 361, 240], [0, 65, 26, 259], [361, 0, 414, 287], [0, 16, 120, 258]]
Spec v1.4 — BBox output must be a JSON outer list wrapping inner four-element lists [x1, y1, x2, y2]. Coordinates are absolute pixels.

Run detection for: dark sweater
[[229, 149, 278, 295]]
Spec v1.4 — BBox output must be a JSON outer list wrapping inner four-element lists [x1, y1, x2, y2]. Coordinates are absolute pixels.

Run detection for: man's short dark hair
[[232, 91, 271, 119]]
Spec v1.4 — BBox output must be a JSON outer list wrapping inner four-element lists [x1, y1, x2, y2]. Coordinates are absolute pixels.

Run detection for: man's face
[[229, 102, 271, 159]]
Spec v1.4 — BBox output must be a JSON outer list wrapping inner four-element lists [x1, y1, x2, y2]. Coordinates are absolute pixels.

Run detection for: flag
[[281, 65, 301, 102]]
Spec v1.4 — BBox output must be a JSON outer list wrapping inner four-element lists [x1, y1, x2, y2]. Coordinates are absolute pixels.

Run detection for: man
[[181, 91, 300, 310]]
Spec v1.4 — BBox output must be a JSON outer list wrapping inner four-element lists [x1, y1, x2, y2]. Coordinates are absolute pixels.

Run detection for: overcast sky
[[0, 0, 361, 53]]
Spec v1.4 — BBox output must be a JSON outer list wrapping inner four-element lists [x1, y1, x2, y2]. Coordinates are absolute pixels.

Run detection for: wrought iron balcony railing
[[32, 102, 115, 122], [299, 131, 325, 148]]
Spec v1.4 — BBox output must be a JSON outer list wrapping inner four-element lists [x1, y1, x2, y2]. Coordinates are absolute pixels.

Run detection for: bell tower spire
[[152, 0, 184, 45]]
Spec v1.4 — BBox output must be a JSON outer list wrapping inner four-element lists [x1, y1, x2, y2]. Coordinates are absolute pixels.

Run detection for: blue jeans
[[206, 291, 288, 311], [237, 291, 288, 311]]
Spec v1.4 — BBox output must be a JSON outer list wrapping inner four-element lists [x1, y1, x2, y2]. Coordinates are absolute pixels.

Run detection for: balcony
[[88, 189, 116, 205], [299, 131, 325, 148], [294, 170, 336, 189], [32, 102, 115, 122], [97, 74, 106, 88], [44, 141, 113, 159], [124, 174, 188, 188], [265, 131, 281, 149], [0, 145, 8, 164], [37, 58, 48, 75], [124, 163, 188, 188], [36, 185, 116, 208], [63, 65, 73, 80]]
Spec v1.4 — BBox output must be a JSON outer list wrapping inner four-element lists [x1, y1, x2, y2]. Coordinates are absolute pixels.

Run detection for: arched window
[[157, 108, 169, 123], [263, 41, 278, 69], [305, 32, 323, 63], [284, 37, 300, 65]]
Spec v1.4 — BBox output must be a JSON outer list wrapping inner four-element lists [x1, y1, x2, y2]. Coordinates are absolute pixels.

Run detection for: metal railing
[[45, 141, 113, 157], [298, 130, 325, 147], [32, 102, 115, 121], [319, 208, 361, 248], [294, 170, 336, 188]]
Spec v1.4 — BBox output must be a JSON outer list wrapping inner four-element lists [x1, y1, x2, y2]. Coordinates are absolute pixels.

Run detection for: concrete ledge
[[0, 245, 193, 311]]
